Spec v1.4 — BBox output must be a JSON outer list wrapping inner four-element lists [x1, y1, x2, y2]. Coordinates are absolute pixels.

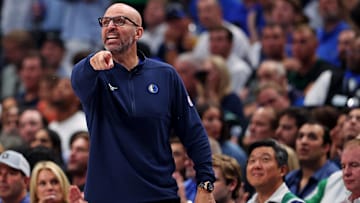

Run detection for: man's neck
[[2, 190, 27, 203], [301, 156, 327, 173], [324, 19, 340, 33], [56, 106, 79, 122], [24, 90, 39, 102], [256, 181, 283, 203], [72, 173, 87, 188], [298, 55, 316, 75], [207, 20, 224, 30], [216, 196, 235, 203], [299, 157, 327, 190], [112, 48, 139, 71]]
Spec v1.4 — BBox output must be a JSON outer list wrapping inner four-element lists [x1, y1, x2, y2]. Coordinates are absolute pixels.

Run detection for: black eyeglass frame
[[98, 16, 140, 27]]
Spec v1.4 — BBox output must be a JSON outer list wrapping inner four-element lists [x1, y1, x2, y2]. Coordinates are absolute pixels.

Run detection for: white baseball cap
[[0, 150, 30, 177]]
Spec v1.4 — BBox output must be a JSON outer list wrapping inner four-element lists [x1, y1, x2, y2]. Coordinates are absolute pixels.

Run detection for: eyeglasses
[[98, 16, 139, 27]]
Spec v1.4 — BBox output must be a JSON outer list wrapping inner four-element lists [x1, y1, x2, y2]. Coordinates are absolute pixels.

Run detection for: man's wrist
[[198, 181, 214, 193]]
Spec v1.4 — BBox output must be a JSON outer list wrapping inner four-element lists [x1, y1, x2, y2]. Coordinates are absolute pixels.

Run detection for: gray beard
[[105, 37, 134, 54]]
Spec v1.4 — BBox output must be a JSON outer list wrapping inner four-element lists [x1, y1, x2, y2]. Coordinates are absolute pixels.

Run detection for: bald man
[[71, 3, 215, 203]]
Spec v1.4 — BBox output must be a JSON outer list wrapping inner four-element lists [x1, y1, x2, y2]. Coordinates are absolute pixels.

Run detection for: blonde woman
[[30, 161, 70, 203], [197, 55, 246, 140]]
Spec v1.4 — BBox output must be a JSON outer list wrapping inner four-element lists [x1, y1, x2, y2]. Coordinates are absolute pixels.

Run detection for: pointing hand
[[90, 50, 114, 70]]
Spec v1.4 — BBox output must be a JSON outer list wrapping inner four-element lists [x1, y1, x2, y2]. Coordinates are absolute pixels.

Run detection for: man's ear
[[279, 165, 288, 177], [135, 27, 144, 40], [228, 179, 238, 192], [24, 176, 30, 189]]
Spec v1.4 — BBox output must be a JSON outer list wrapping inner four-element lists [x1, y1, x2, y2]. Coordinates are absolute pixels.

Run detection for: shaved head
[[104, 3, 142, 27]]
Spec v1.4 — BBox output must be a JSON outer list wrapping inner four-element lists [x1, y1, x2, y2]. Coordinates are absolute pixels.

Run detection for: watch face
[[199, 181, 214, 192], [207, 182, 214, 192]]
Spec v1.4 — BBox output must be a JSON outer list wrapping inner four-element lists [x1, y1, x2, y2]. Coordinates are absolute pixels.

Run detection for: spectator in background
[[341, 108, 360, 144], [17, 108, 46, 148], [30, 161, 70, 203], [40, 33, 72, 78], [197, 55, 246, 129], [328, 110, 348, 166], [61, 0, 110, 68], [187, 0, 242, 32], [286, 120, 339, 199], [338, 138, 360, 202], [243, 106, 299, 172], [212, 154, 244, 203], [337, 29, 356, 70], [67, 131, 89, 192], [246, 139, 304, 203], [0, 30, 36, 100], [275, 107, 309, 149], [157, 2, 196, 65], [269, 0, 307, 56], [193, 0, 250, 63], [230, 0, 267, 43], [36, 75, 59, 123], [256, 82, 291, 114], [305, 137, 360, 203], [170, 134, 222, 203], [316, 0, 350, 67], [241, 60, 303, 118], [0, 150, 31, 203], [197, 102, 247, 175], [208, 26, 253, 93], [139, 0, 167, 57], [249, 24, 287, 69], [170, 135, 192, 203], [287, 24, 335, 94], [310, 106, 340, 132], [48, 78, 87, 161], [16, 51, 45, 111], [170, 136, 189, 181], [0, 97, 20, 149], [30, 127, 64, 169], [173, 52, 203, 104], [305, 35, 360, 107], [249, 60, 303, 108]]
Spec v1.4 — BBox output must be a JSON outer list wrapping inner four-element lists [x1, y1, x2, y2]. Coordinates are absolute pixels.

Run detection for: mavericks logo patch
[[148, 83, 159, 94]]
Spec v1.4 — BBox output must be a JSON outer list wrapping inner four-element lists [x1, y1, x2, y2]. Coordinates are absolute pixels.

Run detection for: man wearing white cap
[[0, 150, 30, 203]]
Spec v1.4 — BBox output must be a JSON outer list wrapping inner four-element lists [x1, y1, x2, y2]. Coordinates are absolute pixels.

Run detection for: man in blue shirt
[[71, 3, 215, 203], [285, 121, 339, 199], [316, 0, 349, 67]]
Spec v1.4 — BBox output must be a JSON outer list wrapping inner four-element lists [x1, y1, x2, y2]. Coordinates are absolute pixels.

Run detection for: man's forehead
[[250, 146, 275, 157], [105, 4, 136, 18], [300, 123, 322, 131], [0, 163, 21, 172], [350, 109, 360, 116], [104, 9, 127, 17]]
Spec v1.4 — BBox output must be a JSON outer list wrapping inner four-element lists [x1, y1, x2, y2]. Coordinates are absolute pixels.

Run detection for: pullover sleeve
[[170, 69, 215, 184], [71, 55, 99, 104]]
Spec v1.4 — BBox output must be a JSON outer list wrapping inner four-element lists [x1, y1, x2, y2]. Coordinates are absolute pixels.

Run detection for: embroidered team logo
[[108, 83, 118, 91], [148, 84, 159, 94], [187, 95, 194, 107]]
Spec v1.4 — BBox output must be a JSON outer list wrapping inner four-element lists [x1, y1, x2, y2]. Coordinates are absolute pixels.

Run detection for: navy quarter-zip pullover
[[71, 54, 215, 203]]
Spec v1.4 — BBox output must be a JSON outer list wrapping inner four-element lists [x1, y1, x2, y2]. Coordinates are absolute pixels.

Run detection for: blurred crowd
[[0, 0, 360, 202]]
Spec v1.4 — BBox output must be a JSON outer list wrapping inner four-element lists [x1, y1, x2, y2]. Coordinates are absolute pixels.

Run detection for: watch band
[[198, 181, 214, 192]]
